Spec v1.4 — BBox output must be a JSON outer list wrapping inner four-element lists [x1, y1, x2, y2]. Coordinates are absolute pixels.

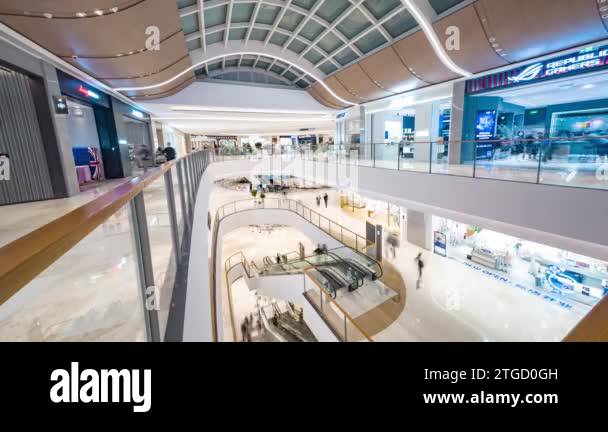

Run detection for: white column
[[406, 209, 433, 251]]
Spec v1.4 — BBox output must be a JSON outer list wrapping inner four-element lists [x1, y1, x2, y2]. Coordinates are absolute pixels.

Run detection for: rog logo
[[508, 63, 544, 83]]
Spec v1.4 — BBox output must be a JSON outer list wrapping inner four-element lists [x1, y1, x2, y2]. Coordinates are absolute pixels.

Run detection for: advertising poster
[[475, 110, 497, 141], [434, 231, 447, 257]]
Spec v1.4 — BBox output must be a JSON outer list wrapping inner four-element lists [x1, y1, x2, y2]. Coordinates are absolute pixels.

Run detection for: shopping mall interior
[[1, 0, 608, 342]]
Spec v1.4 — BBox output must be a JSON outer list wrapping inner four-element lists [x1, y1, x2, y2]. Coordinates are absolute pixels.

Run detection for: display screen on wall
[[475, 110, 497, 141]]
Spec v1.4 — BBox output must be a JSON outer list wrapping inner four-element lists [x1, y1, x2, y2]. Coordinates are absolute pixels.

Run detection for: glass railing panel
[[431, 141, 475, 177], [0, 201, 145, 342], [171, 166, 184, 239], [398, 142, 431, 173], [303, 271, 346, 341], [539, 140, 608, 190], [474, 140, 539, 183], [373, 142, 399, 170], [340, 229, 358, 250], [143, 176, 175, 340], [330, 246, 382, 278], [355, 144, 374, 167]]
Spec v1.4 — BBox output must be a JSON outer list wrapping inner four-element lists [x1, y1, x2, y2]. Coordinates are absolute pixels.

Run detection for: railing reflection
[[209, 137, 608, 190]]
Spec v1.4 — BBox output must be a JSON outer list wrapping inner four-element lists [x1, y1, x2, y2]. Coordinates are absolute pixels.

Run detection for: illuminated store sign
[[77, 85, 100, 100], [466, 45, 608, 94]]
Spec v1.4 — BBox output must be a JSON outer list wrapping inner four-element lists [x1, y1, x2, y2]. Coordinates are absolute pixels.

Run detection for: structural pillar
[[449, 80, 466, 165], [406, 209, 433, 251]]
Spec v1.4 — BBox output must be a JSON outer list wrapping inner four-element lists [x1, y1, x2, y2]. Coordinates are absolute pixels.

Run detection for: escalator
[[328, 252, 378, 281], [317, 268, 346, 298]]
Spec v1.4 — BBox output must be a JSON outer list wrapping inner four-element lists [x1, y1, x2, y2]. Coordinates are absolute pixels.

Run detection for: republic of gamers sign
[[466, 45, 608, 94]]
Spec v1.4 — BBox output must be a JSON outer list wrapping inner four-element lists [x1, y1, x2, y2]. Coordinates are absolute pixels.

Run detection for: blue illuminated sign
[[467, 44, 608, 94]]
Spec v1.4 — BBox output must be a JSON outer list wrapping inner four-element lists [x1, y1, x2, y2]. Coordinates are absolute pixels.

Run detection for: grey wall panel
[[0, 67, 54, 205]]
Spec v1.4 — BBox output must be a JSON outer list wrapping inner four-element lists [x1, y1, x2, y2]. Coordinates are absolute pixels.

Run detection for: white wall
[[142, 80, 332, 112]]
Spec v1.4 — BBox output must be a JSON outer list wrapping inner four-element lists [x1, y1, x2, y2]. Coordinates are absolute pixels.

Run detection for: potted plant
[[251, 189, 258, 202], [255, 142, 263, 153], [259, 192, 266, 205]]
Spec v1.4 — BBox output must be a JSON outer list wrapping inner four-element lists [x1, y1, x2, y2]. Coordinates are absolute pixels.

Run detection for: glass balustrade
[[209, 139, 608, 191], [0, 151, 211, 342]]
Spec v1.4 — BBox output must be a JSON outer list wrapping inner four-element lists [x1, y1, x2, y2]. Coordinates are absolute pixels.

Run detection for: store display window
[[432, 216, 608, 310]]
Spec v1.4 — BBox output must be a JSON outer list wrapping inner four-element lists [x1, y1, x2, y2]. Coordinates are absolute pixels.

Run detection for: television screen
[[475, 110, 497, 141]]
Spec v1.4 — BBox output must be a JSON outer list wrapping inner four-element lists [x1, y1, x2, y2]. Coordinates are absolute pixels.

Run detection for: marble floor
[[0, 178, 131, 248]]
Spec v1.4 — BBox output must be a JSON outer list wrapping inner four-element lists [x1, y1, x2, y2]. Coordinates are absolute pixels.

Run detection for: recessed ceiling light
[[94, 9, 103, 16], [559, 84, 574, 90], [76, 12, 86, 17], [110, 7, 119, 13], [43, 12, 53, 18], [581, 84, 595, 90]]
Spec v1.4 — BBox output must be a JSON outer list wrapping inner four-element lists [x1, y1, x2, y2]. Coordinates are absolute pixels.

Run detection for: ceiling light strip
[[113, 51, 357, 106], [400, 0, 472, 77]]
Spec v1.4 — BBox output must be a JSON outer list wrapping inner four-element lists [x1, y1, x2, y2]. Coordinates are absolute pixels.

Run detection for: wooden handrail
[[0, 160, 177, 307], [563, 295, 608, 342]]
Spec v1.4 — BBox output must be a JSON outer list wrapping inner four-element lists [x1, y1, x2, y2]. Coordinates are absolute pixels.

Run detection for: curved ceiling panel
[[334, 64, 394, 101], [0, 0, 179, 57], [124, 74, 196, 100], [325, 76, 361, 104], [474, 0, 608, 62], [103, 56, 193, 89], [358, 46, 427, 94], [432, 4, 509, 74], [308, 83, 349, 110], [0, 1, 142, 17], [0, 0, 193, 101], [392, 29, 460, 84], [66, 32, 189, 79]]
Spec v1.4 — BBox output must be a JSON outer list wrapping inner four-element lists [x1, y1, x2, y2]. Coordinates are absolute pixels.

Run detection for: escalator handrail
[[329, 247, 384, 279]]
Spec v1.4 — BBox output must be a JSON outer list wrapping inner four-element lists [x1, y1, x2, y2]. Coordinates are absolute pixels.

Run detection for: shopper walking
[[241, 321, 247, 342], [316, 196, 321, 207], [415, 252, 424, 279], [323, 193, 329, 208]]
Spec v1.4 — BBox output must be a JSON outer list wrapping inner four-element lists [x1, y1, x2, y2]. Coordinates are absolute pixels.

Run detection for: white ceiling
[[140, 80, 336, 135]]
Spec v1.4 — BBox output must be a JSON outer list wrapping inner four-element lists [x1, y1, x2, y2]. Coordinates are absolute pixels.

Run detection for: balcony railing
[[209, 136, 608, 191], [0, 151, 210, 342]]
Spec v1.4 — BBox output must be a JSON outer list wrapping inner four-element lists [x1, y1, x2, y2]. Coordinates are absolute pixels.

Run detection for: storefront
[[0, 56, 69, 205], [432, 215, 608, 312], [113, 102, 153, 177], [58, 71, 153, 187], [462, 43, 608, 170], [364, 99, 452, 168], [58, 71, 123, 187]]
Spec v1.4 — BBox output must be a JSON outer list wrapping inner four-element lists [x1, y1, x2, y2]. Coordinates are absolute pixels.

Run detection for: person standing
[[415, 252, 424, 280], [316, 196, 321, 207], [323, 193, 329, 208]]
